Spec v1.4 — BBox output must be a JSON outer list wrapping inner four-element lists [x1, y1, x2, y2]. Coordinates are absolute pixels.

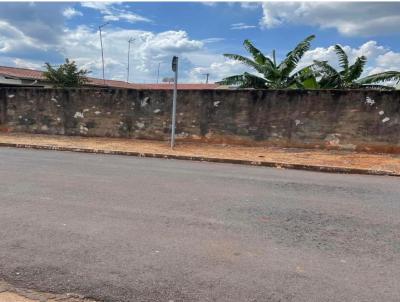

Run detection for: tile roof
[[0, 65, 46, 80], [0, 65, 219, 90]]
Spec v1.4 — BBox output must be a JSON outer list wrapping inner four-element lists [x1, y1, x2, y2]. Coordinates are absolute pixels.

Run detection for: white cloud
[[63, 7, 83, 19], [188, 58, 250, 83], [0, 3, 67, 44], [60, 26, 204, 82], [231, 22, 256, 30], [103, 12, 150, 23], [376, 51, 400, 69], [0, 21, 46, 53], [297, 41, 400, 77], [240, 2, 261, 10], [202, 2, 217, 7], [202, 38, 225, 44], [260, 2, 400, 36], [81, 2, 151, 24], [80, 2, 114, 14], [13, 58, 43, 70], [372, 52, 400, 74]]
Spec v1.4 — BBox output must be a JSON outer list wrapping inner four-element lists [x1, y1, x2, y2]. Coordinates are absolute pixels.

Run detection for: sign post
[[170, 56, 178, 149]]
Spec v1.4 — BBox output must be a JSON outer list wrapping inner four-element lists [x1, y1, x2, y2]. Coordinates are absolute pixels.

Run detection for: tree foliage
[[216, 35, 316, 89], [312, 45, 400, 90], [217, 37, 400, 90], [43, 59, 90, 88]]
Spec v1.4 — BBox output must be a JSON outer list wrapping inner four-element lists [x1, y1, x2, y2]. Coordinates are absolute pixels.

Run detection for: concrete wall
[[1, 87, 400, 153]]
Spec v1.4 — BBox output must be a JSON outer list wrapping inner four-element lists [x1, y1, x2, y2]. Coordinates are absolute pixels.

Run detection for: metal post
[[99, 22, 109, 86], [127, 38, 134, 83], [99, 27, 105, 85], [202, 73, 210, 84], [171, 56, 178, 149], [156, 62, 161, 84]]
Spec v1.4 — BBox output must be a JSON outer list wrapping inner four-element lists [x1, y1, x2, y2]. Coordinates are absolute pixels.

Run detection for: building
[[0, 66, 51, 87], [0, 65, 220, 90]]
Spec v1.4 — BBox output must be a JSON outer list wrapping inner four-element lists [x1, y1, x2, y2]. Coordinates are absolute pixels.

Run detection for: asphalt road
[[0, 148, 399, 302]]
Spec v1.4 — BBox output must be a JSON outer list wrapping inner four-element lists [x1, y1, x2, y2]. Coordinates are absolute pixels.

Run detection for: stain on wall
[[1, 87, 400, 153]]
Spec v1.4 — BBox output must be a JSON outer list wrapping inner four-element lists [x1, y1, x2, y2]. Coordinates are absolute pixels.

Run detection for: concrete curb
[[0, 142, 398, 177]]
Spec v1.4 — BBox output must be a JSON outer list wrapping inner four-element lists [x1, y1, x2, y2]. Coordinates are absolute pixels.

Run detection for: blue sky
[[1, 2, 400, 83]]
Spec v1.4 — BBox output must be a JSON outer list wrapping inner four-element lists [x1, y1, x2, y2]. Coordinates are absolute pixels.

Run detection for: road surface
[[0, 148, 399, 302]]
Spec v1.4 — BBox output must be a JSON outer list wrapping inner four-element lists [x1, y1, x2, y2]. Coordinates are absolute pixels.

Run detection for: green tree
[[313, 45, 400, 89], [43, 59, 90, 88], [216, 35, 317, 89]]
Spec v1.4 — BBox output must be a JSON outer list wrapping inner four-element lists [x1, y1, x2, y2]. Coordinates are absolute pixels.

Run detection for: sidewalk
[[0, 133, 399, 176]]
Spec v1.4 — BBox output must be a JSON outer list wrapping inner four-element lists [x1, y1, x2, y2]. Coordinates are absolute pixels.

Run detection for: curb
[[0, 142, 398, 177]]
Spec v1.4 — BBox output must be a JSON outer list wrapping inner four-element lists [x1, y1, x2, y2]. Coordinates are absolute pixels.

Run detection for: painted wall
[[1, 88, 399, 153]]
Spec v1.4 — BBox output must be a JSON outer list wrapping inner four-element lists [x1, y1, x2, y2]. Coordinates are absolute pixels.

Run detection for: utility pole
[[127, 37, 135, 83], [99, 22, 109, 85], [170, 56, 178, 149], [156, 62, 161, 83], [204, 73, 210, 84]]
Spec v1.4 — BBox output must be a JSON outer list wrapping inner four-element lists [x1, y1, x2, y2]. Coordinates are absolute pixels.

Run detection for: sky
[[1, 1, 400, 83]]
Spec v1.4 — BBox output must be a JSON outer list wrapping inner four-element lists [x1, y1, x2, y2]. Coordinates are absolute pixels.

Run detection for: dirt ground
[[0, 133, 399, 175], [0, 281, 95, 302], [0, 292, 33, 302]]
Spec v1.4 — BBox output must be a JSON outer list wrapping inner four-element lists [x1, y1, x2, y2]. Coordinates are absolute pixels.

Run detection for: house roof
[[0, 65, 219, 90], [0, 65, 46, 80]]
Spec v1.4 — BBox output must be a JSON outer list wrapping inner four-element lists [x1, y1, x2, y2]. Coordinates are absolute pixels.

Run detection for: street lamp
[[127, 37, 135, 83], [98, 22, 110, 85]]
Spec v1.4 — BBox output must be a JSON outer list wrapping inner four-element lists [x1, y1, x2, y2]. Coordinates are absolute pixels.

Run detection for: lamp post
[[127, 37, 135, 83], [98, 22, 109, 85]]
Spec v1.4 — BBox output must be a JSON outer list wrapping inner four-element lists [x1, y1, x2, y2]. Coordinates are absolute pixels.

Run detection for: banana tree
[[217, 35, 317, 89], [313, 45, 400, 89]]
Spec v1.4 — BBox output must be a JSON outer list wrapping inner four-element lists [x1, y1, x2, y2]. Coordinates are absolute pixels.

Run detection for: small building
[[0, 66, 52, 87]]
